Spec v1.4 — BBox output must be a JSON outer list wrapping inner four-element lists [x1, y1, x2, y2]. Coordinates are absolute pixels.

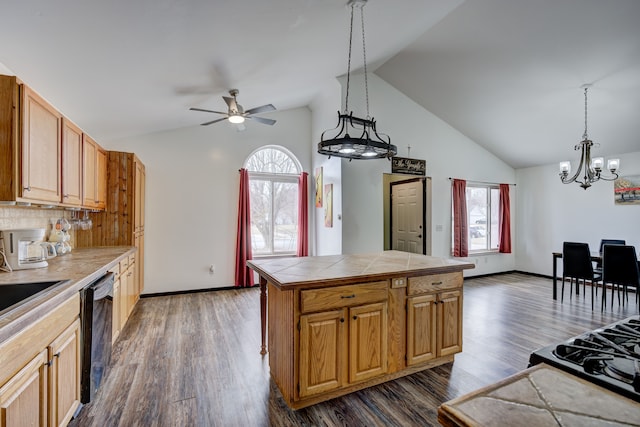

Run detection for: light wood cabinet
[[0, 297, 81, 427], [111, 264, 122, 344], [0, 74, 106, 209], [407, 275, 463, 366], [82, 135, 106, 210], [48, 319, 81, 427], [0, 349, 48, 426], [20, 85, 62, 204], [61, 118, 83, 207]]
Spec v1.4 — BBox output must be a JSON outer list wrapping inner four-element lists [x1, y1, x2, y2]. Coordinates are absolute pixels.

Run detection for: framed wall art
[[315, 167, 323, 207], [324, 183, 333, 227], [614, 175, 640, 205]]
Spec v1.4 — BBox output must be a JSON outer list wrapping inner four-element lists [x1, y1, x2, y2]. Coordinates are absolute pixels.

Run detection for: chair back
[[598, 239, 626, 255], [602, 245, 640, 287], [562, 242, 595, 280]]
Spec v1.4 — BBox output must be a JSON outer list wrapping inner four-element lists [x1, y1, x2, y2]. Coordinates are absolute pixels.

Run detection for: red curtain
[[235, 168, 254, 287], [498, 183, 512, 253], [452, 179, 468, 257], [297, 172, 309, 257]]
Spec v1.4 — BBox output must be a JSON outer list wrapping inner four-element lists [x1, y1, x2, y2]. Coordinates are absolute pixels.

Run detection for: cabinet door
[[299, 309, 347, 398], [134, 160, 145, 232], [82, 135, 97, 208], [119, 266, 130, 330], [437, 290, 462, 356], [348, 302, 388, 383], [61, 118, 83, 206], [112, 277, 121, 343], [95, 147, 107, 209], [0, 349, 48, 427], [407, 294, 437, 366], [48, 319, 81, 427], [21, 85, 62, 203]]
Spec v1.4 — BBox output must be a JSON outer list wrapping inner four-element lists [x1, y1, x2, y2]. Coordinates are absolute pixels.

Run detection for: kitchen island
[[247, 250, 474, 409]]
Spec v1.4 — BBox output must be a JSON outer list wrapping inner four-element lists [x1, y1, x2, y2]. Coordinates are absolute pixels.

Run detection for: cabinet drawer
[[300, 281, 388, 313], [408, 273, 462, 295]]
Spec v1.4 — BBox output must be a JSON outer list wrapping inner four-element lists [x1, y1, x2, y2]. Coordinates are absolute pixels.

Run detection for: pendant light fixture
[[318, 0, 397, 160], [559, 85, 619, 189]]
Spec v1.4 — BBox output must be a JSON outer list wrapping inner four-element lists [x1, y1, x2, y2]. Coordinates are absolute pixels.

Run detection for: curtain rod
[[448, 177, 516, 186]]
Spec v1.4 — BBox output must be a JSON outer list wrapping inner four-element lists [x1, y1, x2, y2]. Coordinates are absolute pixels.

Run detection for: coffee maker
[[0, 228, 48, 271]]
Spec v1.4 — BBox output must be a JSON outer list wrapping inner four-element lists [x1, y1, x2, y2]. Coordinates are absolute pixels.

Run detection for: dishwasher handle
[[90, 272, 115, 300]]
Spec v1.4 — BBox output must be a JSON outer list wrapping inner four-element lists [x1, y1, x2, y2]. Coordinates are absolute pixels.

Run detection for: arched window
[[244, 146, 302, 256]]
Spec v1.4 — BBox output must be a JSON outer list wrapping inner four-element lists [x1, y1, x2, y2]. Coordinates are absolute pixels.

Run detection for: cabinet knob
[[340, 318, 345, 323], [353, 315, 358, 320], [63, 194, 69, 198]]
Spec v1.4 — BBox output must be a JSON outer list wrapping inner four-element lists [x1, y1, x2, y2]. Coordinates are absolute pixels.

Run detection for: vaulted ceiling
[[1, 0, 638, 169]]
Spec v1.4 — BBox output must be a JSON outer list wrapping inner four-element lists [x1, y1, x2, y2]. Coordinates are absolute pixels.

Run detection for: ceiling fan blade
[[200, 117, 228, 126], [247, 116, 276, 126], [223, 96, 238, 111], [190, 107, 228, 115], [245, 104, 276, 115]]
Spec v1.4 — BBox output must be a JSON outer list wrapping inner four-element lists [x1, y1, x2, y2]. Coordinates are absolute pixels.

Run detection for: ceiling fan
[[190, 89, 276, 126]]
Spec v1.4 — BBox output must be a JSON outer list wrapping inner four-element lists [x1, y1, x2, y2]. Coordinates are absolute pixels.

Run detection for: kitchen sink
[[0, 280, 70, 314]]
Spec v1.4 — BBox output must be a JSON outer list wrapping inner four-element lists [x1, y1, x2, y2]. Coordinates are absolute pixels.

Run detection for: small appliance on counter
[[0, 228, 49, 271]]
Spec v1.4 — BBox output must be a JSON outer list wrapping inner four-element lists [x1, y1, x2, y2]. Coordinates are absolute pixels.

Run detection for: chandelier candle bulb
[[559, 161, 571, 175], [608, 158, 620, 172], [591, 157, 604, 171]]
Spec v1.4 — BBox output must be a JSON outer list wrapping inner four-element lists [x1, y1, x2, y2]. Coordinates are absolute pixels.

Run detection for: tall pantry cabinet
[[76, 151, 145, 299]]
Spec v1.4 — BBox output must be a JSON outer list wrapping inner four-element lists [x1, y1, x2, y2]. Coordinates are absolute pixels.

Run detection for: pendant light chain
[[360, 5, 370, 119], [583, 87, 589, 140], [344, 4, 356, 113]]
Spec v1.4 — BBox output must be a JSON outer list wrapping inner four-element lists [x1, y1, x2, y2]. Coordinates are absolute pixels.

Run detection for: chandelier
[[317, 0, 397, 160], [559, 85, 619, 189]]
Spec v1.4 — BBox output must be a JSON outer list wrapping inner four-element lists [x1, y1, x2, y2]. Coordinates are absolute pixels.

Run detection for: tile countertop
[[0, 246, 135, 344], [438, 363, 640, 426], [247, 250, 475, 289]]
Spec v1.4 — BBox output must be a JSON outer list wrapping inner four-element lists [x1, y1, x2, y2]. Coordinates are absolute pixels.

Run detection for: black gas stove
[[529, 315, 640, 403]]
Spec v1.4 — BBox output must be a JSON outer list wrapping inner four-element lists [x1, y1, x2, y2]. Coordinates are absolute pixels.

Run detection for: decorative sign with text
[[391, 157, 426, 176]]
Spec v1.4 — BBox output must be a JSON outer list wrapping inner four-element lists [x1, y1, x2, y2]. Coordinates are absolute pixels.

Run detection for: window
[[245, 146, 301, 256], [456, 184, 500, 253]]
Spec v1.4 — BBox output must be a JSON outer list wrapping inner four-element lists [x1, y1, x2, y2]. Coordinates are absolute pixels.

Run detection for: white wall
[[516, 150, 640, 276], [341, 74, 516, 276], [104, 107, 311, 294], [310, 79, 343, 256]]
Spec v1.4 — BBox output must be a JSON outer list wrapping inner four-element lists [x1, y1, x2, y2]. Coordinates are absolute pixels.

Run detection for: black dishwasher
[[80, 272, 115, 403]]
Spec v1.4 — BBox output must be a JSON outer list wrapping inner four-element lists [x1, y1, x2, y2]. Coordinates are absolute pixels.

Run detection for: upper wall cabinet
[[0, 74, 106, 210], [82, 135, 106, 210], [61, 118, 83, 207]]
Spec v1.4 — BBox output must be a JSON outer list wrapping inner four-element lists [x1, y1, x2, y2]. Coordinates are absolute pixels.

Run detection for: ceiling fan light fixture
[[559, 85, 620, 189], [318, 0, 396, 161], [228, 114, 245, 124]]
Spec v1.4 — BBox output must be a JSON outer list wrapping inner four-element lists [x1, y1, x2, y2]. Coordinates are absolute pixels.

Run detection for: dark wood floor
[[70, 273, 638, 427]]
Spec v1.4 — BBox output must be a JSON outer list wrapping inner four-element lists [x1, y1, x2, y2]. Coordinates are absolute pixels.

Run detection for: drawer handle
[[341, 294, 356, 299], [23, 186, 31, 192], [432, 281, 443, 286]]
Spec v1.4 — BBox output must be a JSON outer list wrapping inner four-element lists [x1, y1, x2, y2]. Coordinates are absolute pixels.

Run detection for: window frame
[[244, 145, 302, 258], [452, 182, 500, 255]]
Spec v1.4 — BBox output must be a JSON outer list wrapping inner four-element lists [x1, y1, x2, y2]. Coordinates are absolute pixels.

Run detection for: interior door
[[391, 178, 425, 254]]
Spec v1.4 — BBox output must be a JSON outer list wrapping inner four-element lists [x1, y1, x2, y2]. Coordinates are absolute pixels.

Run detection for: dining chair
[[562, 242, 602, 309], [602, 244, 640, 309], [594, 239, 626, 275]]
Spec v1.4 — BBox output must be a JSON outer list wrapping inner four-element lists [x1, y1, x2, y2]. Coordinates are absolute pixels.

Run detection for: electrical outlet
[[209, 264, 215, 275]]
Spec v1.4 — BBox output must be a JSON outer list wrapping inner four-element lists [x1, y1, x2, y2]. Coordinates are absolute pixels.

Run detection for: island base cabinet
[[298, 301, 389, 399], [407, 289, 462, 366], [298, 309, 346, 398]]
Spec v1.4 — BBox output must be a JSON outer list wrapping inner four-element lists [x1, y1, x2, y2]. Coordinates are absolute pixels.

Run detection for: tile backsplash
[[0, 206, 76, 245]]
